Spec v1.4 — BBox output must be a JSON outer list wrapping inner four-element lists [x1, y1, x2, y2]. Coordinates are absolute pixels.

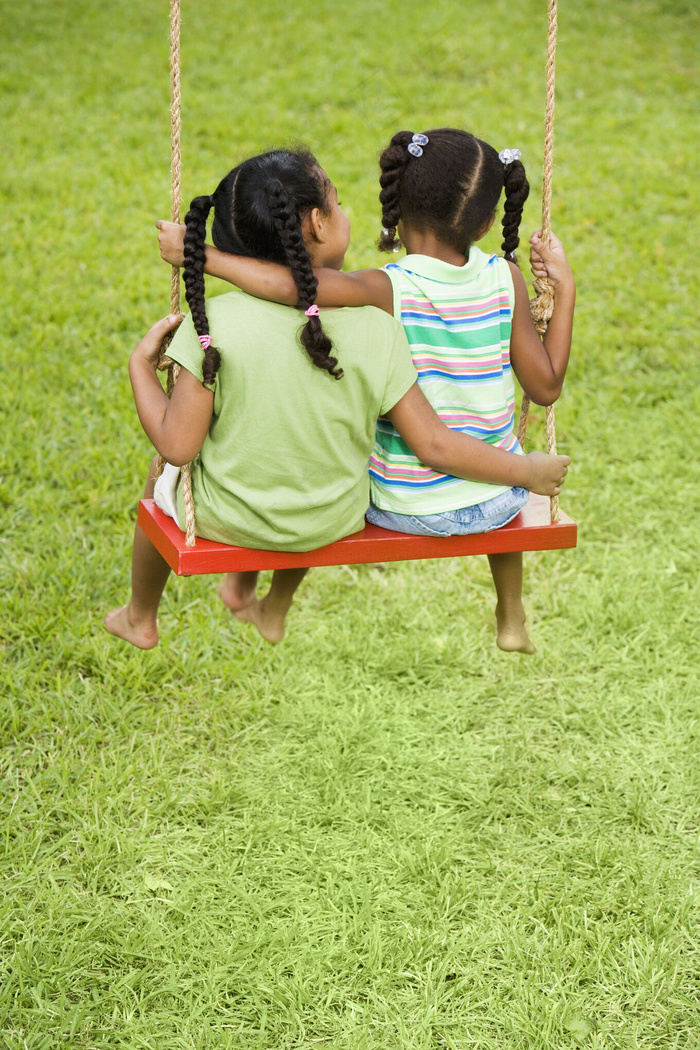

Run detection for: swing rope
[[162, 0, 562, 545], [517, 0, 560, 522], [157, 0, 196, 546]]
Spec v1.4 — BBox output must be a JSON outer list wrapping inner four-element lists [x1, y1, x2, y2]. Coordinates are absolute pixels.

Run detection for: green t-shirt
[[167, 291, 417, 551]]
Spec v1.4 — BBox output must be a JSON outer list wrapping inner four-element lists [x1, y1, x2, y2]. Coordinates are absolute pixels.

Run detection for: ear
[[303, 207, 325, 244]]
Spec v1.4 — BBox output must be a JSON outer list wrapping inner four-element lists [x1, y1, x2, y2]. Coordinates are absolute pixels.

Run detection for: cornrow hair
[[266, 179, 343, 381], [500, 159, 530, 261], [182, 194, 222, 385], [197, 149, 343, 382], [375, 128, 529, 263], [377, 131, 414, 253]]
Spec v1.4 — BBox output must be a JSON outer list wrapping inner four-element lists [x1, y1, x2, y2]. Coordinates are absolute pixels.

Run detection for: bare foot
[[495, 603, 536, 654], [219, 573, 285, 643], [232, 595, 287, 644], [218, 572, 258, 614], [104, 605, 159, 650]]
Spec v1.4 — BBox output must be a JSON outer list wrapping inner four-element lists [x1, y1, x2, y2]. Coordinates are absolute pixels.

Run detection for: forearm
[[538, 281, 576, 402], [517, 235, 576, 405], [204, 246, 299, 305], [423, 430, 532, 487], [389, 384, 531, 488]]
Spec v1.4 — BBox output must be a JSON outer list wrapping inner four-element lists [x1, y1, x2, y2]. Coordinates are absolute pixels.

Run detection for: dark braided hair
[[377, 131, 414, 253], [183, 148, 342, 382], [183, 194, 220, 384], [500, 159, 530, 260], [377, 128, 529, 262]]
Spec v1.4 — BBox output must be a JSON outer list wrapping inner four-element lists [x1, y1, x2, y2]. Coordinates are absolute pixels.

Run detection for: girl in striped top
[[157, 129, 575, 653]]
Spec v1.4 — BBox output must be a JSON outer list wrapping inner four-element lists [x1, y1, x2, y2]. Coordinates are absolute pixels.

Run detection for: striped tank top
[[369, 248, 523, 514]]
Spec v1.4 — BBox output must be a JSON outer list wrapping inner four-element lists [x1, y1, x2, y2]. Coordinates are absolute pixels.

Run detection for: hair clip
[[304, 304, 320, 318], [198, 334, 212, 350], [407, 133, 429, 157], [498, 148, 522, 166]]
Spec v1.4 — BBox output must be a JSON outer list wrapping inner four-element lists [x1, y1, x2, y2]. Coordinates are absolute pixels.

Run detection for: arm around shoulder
[[312, 267, 394, 313], [154, 221, 394, 312]]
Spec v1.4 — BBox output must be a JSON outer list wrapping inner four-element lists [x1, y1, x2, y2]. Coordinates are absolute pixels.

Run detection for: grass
[[2, 0, 700, 1046]]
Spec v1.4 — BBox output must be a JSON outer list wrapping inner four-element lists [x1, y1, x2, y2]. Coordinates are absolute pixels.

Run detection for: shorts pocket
[[403, 515, 452, 538]]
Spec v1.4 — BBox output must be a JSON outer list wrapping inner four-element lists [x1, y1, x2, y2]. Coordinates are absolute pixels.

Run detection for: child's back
[[165, 291, 414, 551], [371, 245, 521, 515]]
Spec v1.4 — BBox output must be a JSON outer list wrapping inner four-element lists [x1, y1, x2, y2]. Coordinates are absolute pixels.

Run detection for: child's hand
[[156, 220, 187, 267], [525, 450, 571, 496], [132, 314, 183, 368], [529, 231, 574, 290]]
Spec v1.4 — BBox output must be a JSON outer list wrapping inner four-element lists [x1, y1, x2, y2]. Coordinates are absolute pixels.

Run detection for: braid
[[266, 179, 343, 380], [183, 194, 222, 385], [377, 131, 414, 253], [500, 159, 530, 261]]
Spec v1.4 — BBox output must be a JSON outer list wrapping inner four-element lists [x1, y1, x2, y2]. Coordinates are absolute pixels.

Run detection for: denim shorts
[[365, 486, 529, 538]]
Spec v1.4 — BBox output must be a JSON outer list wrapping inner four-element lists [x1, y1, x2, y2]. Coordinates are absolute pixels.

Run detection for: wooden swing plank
[[138, 493, 576, 577]]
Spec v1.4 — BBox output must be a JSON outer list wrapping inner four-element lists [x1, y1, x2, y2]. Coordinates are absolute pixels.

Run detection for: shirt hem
[[368, 482, 514, 515]]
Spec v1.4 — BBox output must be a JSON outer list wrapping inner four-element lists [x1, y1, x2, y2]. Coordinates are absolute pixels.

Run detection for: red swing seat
[[138, 492, 576, 576]]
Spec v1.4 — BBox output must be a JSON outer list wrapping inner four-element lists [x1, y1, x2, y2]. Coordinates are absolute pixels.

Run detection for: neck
[[401, 228, 468, 266]]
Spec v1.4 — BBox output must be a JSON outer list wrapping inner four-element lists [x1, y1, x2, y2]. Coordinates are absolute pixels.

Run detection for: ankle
[[126, 602, 158, 627]]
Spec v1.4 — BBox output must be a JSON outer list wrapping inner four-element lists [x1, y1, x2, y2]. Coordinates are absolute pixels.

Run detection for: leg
[[231, 567, 308, 644], [487, 551, 535, 654], [105, 458, 171, 649], [219, 571, 260, 614]]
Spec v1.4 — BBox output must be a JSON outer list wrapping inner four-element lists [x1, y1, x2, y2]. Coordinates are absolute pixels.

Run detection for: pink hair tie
[[198, 334, 212, 350], [304, 304, 320, 318]]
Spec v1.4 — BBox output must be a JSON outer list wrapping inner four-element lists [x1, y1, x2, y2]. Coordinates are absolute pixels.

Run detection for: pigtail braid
[[377, 131, 414, 252], [266, 179, 343, 380], [500, 160, 530, 261], [183, 194, 222, 384]]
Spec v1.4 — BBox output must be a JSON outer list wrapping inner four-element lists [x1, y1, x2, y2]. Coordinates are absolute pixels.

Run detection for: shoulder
[[489, 253, 518, 294], [206, 291, 304, 336], [205, 289, 265, 317], [481, 249, 510, 274], [505, 258, 525, 289], [325, 306, 411, 365], [327, 304, 404, 337]]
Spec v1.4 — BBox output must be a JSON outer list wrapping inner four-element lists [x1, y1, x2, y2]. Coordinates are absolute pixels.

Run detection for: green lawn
[[2, 1, 700, 1047]]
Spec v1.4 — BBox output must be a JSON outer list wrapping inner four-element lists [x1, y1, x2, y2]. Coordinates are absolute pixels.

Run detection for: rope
[[156, 0, 196, 546], [169, 0, 182, 317], [520, 0, 560, 522]]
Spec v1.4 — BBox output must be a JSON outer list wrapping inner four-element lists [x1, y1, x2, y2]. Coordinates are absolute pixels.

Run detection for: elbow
[[164, 452, 190, 468], [527, 380, 564, 407], [151, 436, 202, 467], [161, 444, 200, 468]]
